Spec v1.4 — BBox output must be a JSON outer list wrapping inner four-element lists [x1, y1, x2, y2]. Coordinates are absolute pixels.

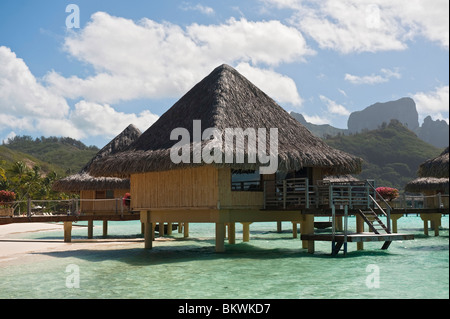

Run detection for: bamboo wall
[[80, 189, 129, 214], [131, 166, 219, 209], [131, 166, 326, 211]]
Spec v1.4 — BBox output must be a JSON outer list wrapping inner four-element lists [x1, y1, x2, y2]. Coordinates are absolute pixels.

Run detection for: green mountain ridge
[[324, 120, 443, 190], [1, 136, 99, 177]]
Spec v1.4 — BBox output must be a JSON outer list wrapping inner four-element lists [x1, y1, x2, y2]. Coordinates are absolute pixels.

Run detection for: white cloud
[[261, 0, 449, 52], [2, 131, 16, 144], [319, 95, 350, 116], [413, 85, 449, 123], [302, 114, 330, 125], [235, 62, 303, 107], [344, 68, 401, 85], [69, 101, 158, 139], [0, 45, 159, 141], [180, 3, 215, 15], [0, 46, 69, 119], [45, 12, 313, 106]]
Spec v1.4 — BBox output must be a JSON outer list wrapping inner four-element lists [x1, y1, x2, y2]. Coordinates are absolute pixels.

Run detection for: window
[[95, 190, 115, 199], [231, 170, 261, 191]]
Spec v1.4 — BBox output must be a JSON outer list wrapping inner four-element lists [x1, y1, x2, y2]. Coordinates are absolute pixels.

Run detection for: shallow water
[[0, 216, 448, 299]]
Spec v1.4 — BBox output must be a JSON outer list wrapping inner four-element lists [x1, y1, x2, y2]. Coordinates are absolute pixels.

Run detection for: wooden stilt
[[87, 220, 94, 239], [277, 221, 282, 233], [159, 222, 165, 237], [167, 222, 172, 235], [242, 222, 251, 242], [228, 222, 235, 244], [215, 223, 225, 252], [292, 222, 298, 238], [144, 221, 153, 249], [64, 222, 72, 243], [103, 220, 108, 237], [356, 213, 364, 251], [184, 222, 189, 238], [178, 222, 183, 233], [301, 214, 314, 254]]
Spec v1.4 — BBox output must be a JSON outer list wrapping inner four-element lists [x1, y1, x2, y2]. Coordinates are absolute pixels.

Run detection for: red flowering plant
[[376, 187, 399, 202], [122, 193, 131, 208], [0, 190, 16, 208]]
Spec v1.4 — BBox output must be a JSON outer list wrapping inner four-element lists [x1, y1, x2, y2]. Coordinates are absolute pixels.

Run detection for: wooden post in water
[[228, 222, 236, 244], [143, 211, 153, 249], [241, 222, 251, 242], [88, 220, 94, 239], [356, 213, 364, 250], [215, 223, 225, 252], [301, 214, 314, 254], [184, 223, 189, 238], [64, 222, 72, 243], [103, 220, 108, 237]]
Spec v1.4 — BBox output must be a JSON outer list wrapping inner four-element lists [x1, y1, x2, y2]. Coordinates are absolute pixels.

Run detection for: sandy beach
[[0, 222, 143, 264]]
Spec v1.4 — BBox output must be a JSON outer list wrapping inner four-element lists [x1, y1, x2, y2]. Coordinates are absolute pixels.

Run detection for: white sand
[[0, 223, 143, 263]]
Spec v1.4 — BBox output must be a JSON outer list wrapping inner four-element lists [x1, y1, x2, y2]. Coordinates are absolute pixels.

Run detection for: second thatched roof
[[52, 124, 141, 192], [405, 147, 449, 193], [88, 64, 362, 178], [417, 147, 449, 178]]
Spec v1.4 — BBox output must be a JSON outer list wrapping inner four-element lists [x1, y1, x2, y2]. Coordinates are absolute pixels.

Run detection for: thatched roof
[[323, 175, 359, 183], [404, 177, 449, 193], [52, 124, 141, 192], [417, 147, 449, 178], [405, 147, 449, 193], [88, 64, 362, 177]]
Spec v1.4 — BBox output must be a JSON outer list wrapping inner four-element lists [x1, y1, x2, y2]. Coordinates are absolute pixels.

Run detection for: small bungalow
[[89, 64, 407, 253], [405, 147, 449, 235], [52, 124, 141, 237]]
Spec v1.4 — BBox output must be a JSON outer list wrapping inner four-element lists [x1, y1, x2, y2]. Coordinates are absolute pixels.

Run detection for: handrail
[[365, 180, 393, 212], [369, 195, 388, 217]]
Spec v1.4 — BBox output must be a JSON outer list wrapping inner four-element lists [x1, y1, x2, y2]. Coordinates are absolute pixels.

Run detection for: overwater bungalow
[[405, 147, 449, 235], [52, 124, 141, 237], [88, 64, 412, 253]]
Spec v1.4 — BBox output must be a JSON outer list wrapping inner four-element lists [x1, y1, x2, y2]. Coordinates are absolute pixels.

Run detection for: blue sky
[[0, 0, 448, 147]]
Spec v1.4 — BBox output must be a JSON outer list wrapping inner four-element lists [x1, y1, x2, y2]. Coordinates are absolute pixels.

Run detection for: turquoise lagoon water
[[0, 216, 448, 299]]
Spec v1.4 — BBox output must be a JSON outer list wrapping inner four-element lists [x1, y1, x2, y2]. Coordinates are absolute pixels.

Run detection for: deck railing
[[263, 178, 379, 210]]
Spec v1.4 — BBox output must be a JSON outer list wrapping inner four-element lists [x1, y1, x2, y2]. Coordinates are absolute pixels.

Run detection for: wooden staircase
[[358, 208, 391, 234]]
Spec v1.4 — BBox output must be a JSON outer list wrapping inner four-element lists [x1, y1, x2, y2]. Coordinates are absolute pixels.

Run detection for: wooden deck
[[0, 213, 140, 225], [301, 232, 414, 243]]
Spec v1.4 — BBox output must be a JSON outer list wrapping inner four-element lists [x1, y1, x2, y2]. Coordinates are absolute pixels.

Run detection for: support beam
[[241, 222, 251, 242], [301, 214, 314, 254], [215, 223, 225, 252], [356, 213, 364, 251], [103, 220, 108, 237], [184, 222, 189, 238], [144, 221, 153, 249], [87, 220, 94, 239], [228, 222, 236, 244], [64, 222, 72, 243], [159, 222, 165, 237], [167, 222, 172, 235]]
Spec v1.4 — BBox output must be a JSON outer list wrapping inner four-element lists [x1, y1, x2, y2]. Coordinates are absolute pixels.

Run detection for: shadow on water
[[30, 235, 398, 266]]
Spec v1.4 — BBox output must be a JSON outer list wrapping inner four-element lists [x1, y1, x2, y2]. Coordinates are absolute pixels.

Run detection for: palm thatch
[[405, 177, 449, 193], [405, 146, 449, 193], [323, 175, 359, 183], [417, 147, 449, 178], [52, 124, 141, 192], [88, 64, 362, 177]]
